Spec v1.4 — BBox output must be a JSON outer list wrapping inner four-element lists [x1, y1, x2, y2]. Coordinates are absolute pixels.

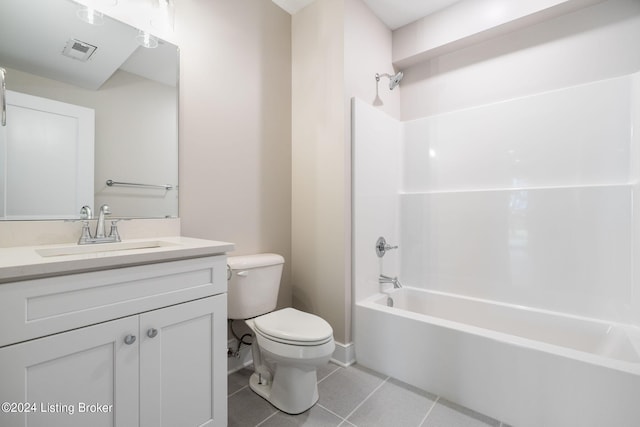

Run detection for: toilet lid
[[254, 308, 333, 345]]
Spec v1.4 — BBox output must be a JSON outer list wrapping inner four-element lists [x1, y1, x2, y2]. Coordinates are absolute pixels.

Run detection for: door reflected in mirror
[[0, 0, 178, 220]]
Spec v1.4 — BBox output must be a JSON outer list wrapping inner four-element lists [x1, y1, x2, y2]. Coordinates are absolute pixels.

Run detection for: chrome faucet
[[379, 274, 402, 289], [78, 204, 122, 245], [95, 204, 111, 238]]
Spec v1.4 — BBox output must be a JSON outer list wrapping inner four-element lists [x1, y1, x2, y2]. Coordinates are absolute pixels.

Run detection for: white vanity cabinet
[[0, 315, 139, 427], [0, 254, 228, 427], [139, 295, 226, 427]]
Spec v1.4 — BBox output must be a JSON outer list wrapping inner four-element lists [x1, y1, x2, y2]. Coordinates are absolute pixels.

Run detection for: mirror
[[0, 0, 178, 220]]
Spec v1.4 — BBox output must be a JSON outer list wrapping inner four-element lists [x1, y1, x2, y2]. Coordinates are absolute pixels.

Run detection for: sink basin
[[36, 240, 177, 257]]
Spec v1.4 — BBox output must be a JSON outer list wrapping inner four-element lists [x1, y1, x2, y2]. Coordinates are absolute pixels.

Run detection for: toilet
[[227, 254, 335, 414]]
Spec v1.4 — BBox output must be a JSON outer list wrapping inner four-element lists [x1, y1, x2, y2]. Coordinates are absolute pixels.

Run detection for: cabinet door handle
[[146, 328, 158, 338], [124, 334, 136, 345]]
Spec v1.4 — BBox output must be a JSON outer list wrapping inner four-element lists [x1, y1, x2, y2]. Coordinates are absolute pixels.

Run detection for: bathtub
[[354, 288, 640, 427]]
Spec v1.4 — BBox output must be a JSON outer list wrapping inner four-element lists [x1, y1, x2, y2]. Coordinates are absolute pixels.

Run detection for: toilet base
[[249, 365, 320, 415]]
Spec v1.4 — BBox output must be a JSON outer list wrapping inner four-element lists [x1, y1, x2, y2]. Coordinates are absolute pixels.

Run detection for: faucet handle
[[78, 220, 93, 244], [108, 220, 122, 242], [376, 236, 398, 257]]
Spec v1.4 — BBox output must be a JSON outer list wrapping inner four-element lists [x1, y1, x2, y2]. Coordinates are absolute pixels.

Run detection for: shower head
[[375, 71, 404, 90], [389, 71, 403, 89]]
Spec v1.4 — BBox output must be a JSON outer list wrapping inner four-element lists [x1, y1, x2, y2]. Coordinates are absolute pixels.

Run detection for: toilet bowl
[[246, 308, 334, 414], [227, 254, 335, 414]]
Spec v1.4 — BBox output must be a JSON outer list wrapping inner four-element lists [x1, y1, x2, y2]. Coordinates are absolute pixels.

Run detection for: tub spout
[[379, 274, 402, 289]]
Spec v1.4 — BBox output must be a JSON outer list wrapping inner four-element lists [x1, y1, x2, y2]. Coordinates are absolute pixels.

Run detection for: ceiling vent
[[62, 39, 97, 62]]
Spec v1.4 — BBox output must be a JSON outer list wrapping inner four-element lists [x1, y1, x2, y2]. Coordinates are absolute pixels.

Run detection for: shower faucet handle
[[376, 236, 398, 258]]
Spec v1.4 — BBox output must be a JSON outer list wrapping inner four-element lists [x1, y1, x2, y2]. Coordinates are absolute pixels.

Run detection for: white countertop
[[0, 236, 235, 283]]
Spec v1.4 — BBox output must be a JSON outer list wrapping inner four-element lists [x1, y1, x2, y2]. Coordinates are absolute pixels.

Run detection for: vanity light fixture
[[151, 0, 175, 32], [76, 7, 104, 25], [136, 30, 159, 49], [76, 0, 117, 26]]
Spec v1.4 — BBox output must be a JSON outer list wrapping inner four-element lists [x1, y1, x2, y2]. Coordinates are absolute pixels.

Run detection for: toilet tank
[[227, 253, 284, 319]]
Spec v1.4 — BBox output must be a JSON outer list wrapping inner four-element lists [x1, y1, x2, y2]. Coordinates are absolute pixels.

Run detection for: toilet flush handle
[[236, 270, 249, 277]]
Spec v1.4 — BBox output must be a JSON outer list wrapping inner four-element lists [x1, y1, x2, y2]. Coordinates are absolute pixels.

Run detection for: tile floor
[[228, 363, 512, 427]]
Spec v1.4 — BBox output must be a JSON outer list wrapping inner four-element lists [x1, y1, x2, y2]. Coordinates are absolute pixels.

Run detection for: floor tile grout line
[[418, 396, 440, 427], [317, 364, 342, 384], [317, 403, 352, 426], [341, 375, 391, 423], [228, 384, 249, 398], [338, 417, 358, 427], [254, 410, 279, 427]]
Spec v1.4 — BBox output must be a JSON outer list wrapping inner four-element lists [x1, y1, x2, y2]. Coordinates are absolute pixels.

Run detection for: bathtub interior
[[367, 288, 640, 368]]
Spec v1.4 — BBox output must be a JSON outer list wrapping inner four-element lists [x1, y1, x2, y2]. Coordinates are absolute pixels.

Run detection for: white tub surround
[[356, 288, 640, 427], [400, 73, 639, 324], [352, 97, 402, 303], [354, 71, 640, 323]]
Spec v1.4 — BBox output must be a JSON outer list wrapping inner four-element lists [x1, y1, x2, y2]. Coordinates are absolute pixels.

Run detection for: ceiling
[[361, 0, 462, 30], [272, 0, 462, 30], [3, 0, 460, 90]]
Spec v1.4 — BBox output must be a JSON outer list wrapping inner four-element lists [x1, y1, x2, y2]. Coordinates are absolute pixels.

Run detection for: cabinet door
[[0, 316, 138, 427], [140, 295, 227, 427]]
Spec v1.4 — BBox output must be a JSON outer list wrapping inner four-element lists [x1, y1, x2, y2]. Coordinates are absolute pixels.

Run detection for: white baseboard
[[330, 341, 356, 367], [227, 339, 356, 374]]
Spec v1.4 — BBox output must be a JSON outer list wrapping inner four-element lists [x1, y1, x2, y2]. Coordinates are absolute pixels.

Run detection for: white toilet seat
[[253, 308, 333, 346]]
